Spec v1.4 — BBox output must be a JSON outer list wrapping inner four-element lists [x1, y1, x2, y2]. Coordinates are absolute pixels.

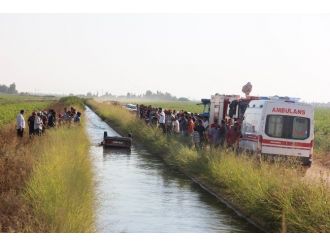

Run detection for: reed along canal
[[85, 107, 258, 233]]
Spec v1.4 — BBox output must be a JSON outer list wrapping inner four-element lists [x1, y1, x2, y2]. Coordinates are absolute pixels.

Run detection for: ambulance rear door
[[261, 101, 314, 159]]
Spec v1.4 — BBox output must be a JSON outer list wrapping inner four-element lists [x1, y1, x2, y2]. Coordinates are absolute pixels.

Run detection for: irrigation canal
[[85, 106, 258, 233]]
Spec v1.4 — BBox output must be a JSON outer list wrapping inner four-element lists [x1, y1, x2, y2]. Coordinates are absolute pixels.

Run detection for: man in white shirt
[[158, 108, 166, 133], [34, 112, 43, 136], [172, 116, 180, 134], [16, 110, 25, 138]]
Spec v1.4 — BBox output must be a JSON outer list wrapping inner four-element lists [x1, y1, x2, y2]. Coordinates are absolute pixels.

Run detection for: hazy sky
[[0, 14, 329, 102]]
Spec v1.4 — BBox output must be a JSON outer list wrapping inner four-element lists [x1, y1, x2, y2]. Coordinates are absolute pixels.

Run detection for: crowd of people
[[16, 107, 82, 138], [136, 104, 242, 150]]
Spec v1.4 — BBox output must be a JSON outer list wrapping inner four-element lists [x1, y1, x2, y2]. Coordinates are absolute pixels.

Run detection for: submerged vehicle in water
[[101, 131, 132, 149]]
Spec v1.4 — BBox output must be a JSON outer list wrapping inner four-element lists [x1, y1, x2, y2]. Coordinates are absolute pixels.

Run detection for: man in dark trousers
[[195, 119, 206, 148], [218, 120, 227, 147], [28, 112, 36, 137], [226, 122, 241, 150], [16, 110, 25, 138]]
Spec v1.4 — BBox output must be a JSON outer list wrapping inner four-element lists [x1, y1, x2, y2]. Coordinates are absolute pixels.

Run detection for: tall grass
[[87, 100, 330, 232], [0, 97, 94, 232], [24, 125, 94, 232]]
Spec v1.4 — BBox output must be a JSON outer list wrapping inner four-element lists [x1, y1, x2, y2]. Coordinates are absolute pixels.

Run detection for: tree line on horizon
[[86, 90, 190, 101], [0, 83, 18, 94]]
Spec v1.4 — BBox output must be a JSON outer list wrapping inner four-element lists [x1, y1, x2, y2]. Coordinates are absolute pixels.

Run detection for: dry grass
[[0, 124, 40, 232]]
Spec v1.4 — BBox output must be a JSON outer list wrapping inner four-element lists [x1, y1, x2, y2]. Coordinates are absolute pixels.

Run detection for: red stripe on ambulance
[[262, 139, 312, 148]]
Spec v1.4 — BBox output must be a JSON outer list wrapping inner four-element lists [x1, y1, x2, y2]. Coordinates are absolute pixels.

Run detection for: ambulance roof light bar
[[269, 96, 300, 102]]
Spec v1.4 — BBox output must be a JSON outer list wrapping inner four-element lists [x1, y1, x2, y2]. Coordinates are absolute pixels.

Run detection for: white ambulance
[[239, 98, 314, 165]]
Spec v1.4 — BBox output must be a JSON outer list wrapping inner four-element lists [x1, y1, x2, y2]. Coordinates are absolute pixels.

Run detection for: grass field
[[0, 93, 57, 127], [87, 99, 330, 232], [314, 108, 330, 153], [0, 93, 57, 103]]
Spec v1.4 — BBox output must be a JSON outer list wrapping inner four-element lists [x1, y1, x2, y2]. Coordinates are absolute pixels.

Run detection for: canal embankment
[[86, 99, 330, 233], [0, 97, 94, 232]]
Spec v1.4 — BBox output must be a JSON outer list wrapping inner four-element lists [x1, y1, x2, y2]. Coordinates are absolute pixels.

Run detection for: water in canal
[[85, 106, 257, 233]]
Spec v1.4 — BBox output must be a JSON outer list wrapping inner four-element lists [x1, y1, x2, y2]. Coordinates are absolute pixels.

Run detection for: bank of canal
[[85, 106, 258, 232]]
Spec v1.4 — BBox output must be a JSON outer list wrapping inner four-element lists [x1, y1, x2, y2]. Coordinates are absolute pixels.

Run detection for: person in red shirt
[[186, 116, 195, 147], [187, 116, 195, 135], [226, 122, 241, 150], [208, 119, 218, 147]]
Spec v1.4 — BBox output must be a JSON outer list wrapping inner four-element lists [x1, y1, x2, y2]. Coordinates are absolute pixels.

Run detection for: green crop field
[[0, 93, 57, 127], [314, 107, 330, 153]]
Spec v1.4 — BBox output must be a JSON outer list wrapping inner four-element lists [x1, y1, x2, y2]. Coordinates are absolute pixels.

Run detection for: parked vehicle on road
[[123, 103, 137, 112]]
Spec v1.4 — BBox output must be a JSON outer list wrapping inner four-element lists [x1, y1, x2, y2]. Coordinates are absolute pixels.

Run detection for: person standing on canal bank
[[172, 116, 180, 135], [165, 110, 173, 134], [218, 120, 227, 147], [179, 114, 188, 136], [192, 127, 201, 150], [158, 108, 166, 133], [208, 120, 218, 147], [16, 109, 25, 138], [27, 112, 36, 137], [34, 112, 43, 136], [187, 116, 195, 146], [195, 119, 206, 149], [226, 122, 241, 151], [74, 112, 81, 123], [48, 109, 56, 128]]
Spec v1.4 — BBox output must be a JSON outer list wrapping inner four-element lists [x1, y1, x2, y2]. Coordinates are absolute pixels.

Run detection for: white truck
[[239, 98, 314, 165]]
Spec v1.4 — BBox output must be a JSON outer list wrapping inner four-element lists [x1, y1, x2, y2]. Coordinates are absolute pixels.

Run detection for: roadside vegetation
[[87, 99, 330, 232], [0, 96, 94, 232]]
